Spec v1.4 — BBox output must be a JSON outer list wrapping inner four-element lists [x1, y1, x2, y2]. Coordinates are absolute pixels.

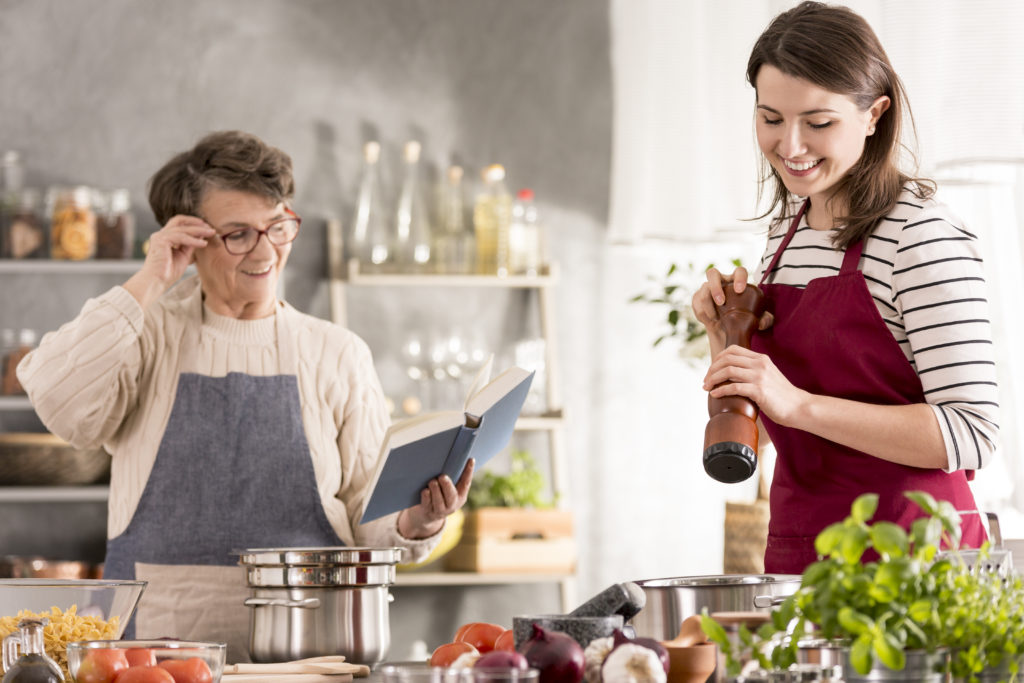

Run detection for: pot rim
[[236, 546, 403, 568], [635, 573, 802, 588]]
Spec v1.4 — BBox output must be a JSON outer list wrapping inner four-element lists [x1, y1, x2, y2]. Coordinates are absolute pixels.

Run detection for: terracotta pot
[[665, 642, 717, 683]]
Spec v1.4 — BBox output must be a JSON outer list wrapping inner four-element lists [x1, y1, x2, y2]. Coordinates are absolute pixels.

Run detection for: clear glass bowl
[[0, 578, 146, 679], [67, 639, 226, 682], [0, 579, 145, 636]]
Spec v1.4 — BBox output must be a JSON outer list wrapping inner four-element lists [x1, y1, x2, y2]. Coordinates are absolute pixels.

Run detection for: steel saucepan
[[629, 574, 801, 640]]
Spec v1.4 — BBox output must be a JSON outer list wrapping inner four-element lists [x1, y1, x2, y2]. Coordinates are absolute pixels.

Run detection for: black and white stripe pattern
[[754, 190, 1000, 472]]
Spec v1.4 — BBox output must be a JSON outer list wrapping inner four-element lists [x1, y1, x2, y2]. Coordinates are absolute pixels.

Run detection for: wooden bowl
[[0, 433, 110, 485], [664, 642, 717, 683]]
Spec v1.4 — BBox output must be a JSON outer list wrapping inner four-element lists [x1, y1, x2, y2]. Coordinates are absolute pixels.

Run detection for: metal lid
[[637, 574, 802, 588], [235, 546, 403, 568]]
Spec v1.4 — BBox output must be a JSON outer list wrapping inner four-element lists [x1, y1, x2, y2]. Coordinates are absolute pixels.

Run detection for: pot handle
[[244, 597, 322, 609], [753, 595, 788, 609]]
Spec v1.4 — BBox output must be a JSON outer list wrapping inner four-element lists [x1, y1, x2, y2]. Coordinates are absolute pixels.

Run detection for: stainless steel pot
[[630, 574, 801, 640], [238, 546, 402, 665]]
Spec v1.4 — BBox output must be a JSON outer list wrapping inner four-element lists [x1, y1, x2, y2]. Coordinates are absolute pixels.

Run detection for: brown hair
[[747, 1, 934, 247], [148, 130, 294, 225]]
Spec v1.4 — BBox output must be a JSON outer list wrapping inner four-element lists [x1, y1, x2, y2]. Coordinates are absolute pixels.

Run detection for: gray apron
[[103, 301, 344, 662]]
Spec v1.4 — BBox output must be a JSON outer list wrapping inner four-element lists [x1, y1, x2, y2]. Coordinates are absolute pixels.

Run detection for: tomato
[[125, 649, 157, 668], [157, 658, 214, 683], [453, 622, 475, 643], [493, 628, 516, 652], [429, 641, 478, 667], [455, 622, 507, 653], [114, 666, 176, 683], [76, 648, 129, 683]]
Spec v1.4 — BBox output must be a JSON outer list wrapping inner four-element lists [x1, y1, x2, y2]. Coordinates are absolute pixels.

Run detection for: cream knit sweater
[[17, 275, 438, 562]]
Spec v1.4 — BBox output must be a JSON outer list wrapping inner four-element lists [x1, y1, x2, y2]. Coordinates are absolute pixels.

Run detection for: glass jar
[[96, 188, 135, 259], [49, 186, 96, 260], [4, 189, 46, 259]]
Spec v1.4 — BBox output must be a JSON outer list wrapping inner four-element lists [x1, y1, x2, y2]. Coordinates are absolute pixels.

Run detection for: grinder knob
[[702, 285, 766, 484]]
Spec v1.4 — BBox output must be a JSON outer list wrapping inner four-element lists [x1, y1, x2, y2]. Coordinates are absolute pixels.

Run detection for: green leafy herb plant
[[629, 259, 743, 361], [701, 491, 1023, 682], [466, 449, 554, 509]]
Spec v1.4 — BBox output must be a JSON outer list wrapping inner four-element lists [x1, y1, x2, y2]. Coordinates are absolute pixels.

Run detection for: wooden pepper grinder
[[703, 285, 766, 483]]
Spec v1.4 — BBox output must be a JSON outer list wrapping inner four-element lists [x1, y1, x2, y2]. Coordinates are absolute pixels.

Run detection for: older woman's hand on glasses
[[125, 216, 216, 310], [397, 458, 475, 540]]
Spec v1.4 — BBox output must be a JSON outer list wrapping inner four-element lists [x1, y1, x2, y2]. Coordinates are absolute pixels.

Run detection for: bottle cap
[[482, 164, 506, 182], [110, 189, 131, 213], [363, 141, 381, 164], [517, 188, 534, 201], [403, 140, 421, 163]]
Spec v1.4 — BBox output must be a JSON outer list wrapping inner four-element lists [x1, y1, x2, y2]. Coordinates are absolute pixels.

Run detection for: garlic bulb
[[584, 636, 615, 683], [450, 651, 481, 670], [601, 643, 667, 683]]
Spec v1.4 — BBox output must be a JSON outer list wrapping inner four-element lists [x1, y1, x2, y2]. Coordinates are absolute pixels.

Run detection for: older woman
[[17, 130, 472, 660]]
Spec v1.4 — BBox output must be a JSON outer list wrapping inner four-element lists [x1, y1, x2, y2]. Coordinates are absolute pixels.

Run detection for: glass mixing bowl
[[67, 640, 226, 683], [0, 578, 146, 679]]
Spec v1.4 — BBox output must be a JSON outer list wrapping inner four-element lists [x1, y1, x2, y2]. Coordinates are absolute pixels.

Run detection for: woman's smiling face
[[754, 64, 889, 214], [193, 188, 292, 320]]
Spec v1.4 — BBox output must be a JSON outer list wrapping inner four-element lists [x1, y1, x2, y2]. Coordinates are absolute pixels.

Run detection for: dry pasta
[[0, 605, 119, 680]]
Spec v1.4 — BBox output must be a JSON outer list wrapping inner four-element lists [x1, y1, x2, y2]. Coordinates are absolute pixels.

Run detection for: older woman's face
[[193, 188, 292, 319]]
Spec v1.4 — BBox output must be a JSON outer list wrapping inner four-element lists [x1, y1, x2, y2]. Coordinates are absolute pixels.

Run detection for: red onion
[[475, 650, 530, 669], [611, 628, 670, 674], [520, 624, 585, 683]]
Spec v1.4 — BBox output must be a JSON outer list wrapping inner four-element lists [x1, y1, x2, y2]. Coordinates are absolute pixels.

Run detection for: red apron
[[751, 200, 987, 574]]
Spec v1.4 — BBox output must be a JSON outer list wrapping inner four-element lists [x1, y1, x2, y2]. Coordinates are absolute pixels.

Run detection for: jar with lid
[[96, 189, 135, 259], [49, 186, 96, 261]]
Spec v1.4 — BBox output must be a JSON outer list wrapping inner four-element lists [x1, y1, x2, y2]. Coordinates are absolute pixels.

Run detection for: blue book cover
[[359, 366, 535, 524]]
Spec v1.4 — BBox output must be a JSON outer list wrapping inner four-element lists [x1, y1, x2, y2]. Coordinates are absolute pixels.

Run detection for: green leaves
[[713, 490, 1020, 680]]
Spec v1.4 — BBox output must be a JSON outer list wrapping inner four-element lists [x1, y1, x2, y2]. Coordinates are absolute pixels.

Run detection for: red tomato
[[456, 622, 507, 653], [76, 648, 129, 683], [157, 658, 214, 683], [493, 628, 516, 652], [453, 622, 475, 643], [125, 649, 157, 668], [114, 666, 176, 683], [430, 641, 478, 667]]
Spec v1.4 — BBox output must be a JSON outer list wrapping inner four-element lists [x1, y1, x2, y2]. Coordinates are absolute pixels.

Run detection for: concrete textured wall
[[0, 0, 613, 658]]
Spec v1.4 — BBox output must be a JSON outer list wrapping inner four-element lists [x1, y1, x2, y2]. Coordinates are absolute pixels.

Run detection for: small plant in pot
[[702, 491, 1023, 682]]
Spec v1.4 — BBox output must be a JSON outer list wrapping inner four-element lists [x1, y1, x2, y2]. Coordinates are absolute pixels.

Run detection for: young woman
[[692, 2, 998, 573]]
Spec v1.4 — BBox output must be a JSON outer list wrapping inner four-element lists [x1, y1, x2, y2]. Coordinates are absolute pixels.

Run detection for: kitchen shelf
[[394, 571, 573, 587], [326, 219, 574, 612], [0, 259, 144, 275], [0, 486, 108, 503]]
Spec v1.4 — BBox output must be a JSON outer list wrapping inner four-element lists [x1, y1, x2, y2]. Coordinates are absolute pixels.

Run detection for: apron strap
[[760, 199, 809, 285], [840, 238, 866, 275]]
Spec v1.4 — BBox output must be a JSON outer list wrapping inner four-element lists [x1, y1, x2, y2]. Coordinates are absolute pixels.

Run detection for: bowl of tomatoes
[[66, 639, 225, 683]]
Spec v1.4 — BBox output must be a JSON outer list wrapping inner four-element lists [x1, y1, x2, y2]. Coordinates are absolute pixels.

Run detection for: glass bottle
[[1, 617, 64, 682], [473, 164, 512, 276], [509, 188, 545, 276], [434, 165, 474, 274], [350, 141, 390, 271], [394, 140, 432, 272], [49, 186, 97, 261], [1, 151, 26, 259], [96, 189, 135, 260]]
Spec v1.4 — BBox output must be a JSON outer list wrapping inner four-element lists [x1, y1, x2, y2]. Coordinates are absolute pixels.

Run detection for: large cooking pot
[[237, 546, 401, 665], [630, 574, 801, 640]]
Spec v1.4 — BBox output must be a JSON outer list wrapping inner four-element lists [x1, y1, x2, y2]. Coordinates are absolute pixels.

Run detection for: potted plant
[[703, 491, 1023, 683], [444, 450, 575, 573]]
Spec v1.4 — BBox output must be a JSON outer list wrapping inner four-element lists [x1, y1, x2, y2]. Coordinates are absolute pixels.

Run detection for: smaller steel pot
[[630, 574, 801, 640], [238, 546, 401, 665]]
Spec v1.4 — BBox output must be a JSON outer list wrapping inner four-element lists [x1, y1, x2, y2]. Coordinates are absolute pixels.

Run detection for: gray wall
[[0, 0, 612, 659]]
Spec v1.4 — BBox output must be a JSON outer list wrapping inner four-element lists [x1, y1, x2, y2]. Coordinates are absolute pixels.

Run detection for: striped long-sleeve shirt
[[754, 189, 1000, 472]]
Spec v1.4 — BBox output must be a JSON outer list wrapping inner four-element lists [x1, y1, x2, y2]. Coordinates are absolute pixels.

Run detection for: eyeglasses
[[216, 213, 302, 255]]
